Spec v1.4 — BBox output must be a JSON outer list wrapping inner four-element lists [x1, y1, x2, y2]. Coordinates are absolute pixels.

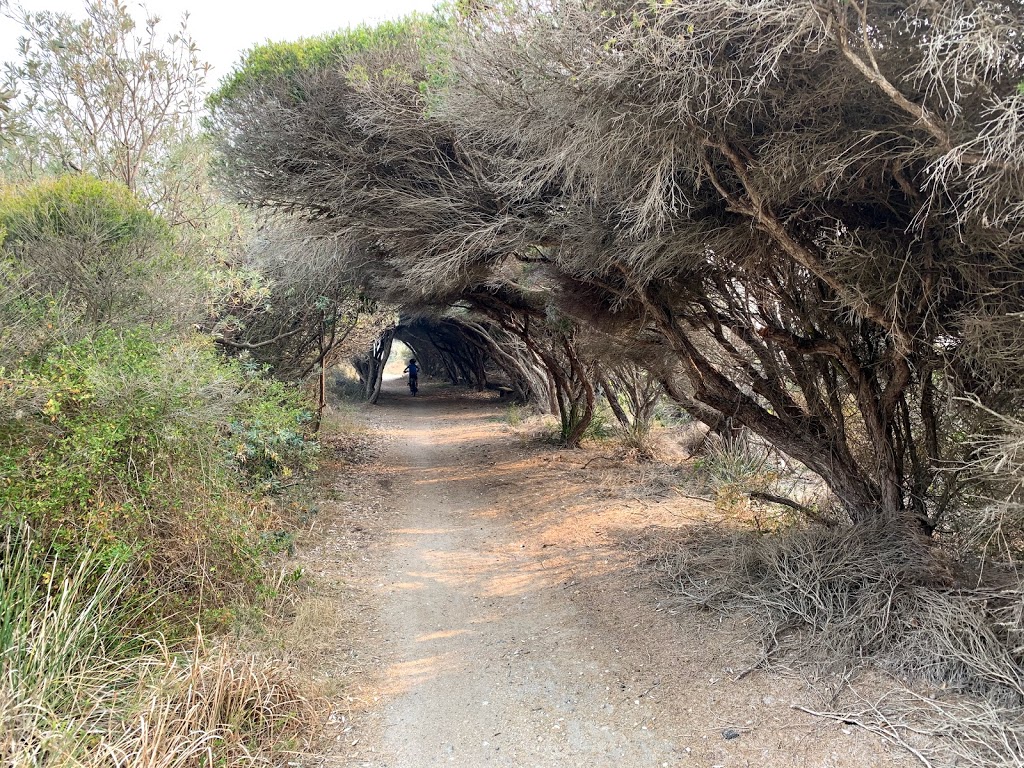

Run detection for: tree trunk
[[367, 329, 394, 405], [597, 369, 631, 428], [645, 292, 885, 520]]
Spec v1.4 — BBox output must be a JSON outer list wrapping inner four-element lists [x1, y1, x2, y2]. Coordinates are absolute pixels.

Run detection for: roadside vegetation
[[0, 2, 337, 764], [4, 0, 1024, 764]]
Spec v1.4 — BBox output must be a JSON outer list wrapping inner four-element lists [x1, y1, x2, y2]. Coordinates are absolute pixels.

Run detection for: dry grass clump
[[682, 429, 835, 529], [104, 642, 320, 767], [0, 526, 322, 768], [658, 520, 1024, 765], [2, 638, 321, 768], [615, 421, 661, 462]]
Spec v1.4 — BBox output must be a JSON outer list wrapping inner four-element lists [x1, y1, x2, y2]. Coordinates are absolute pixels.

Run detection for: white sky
[[2, 0, 440, 92]]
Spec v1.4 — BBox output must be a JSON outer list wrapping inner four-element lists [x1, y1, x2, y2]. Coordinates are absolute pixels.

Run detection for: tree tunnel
[[351, 308, 598, 448], [353, 315, 542, 405]]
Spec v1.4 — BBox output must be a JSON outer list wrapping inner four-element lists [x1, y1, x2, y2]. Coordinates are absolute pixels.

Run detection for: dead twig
[[748, 491, 838, 527], [793, 704, 935, 768], [581, 455, 620, 469]]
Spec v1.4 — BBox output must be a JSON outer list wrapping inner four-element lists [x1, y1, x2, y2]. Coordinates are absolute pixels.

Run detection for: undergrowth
[[0, 175, 326, 763], [658, 519, 1024, 766], [1, 326, 316, 627], [504, 402, 525, 427], [0, 525, 320, 767], [582, 406, 615, 441]]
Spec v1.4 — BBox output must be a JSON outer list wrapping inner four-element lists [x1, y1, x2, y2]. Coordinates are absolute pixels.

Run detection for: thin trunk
[[598, 369, 631, 428], [368, 330, 394, 405]]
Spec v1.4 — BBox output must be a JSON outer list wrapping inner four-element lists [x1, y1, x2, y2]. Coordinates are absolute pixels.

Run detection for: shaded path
[[336, 380, 905, 768], [370, 381, 679, 766]]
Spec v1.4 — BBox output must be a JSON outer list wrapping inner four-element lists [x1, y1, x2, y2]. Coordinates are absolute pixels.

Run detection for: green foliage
[[583, 406, 615, 441], [0, 175, 174, 326], [1, 326, 315, 619], [209, 13, 449, 107], [0, 7, 324, 759], [0, 176, 316, 628], [229, 366, 318, 492], [2, 0, 208, 196], [0, 174, 167, 245]]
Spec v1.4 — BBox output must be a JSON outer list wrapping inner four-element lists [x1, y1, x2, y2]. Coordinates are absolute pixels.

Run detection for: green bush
[[0, 175, 173, 326], [0, 174, 165, 243], [229, 362, 318, 492], [0, 176, 317, 629], [209, 13, 449, 107], [1, 326, 315, 624]]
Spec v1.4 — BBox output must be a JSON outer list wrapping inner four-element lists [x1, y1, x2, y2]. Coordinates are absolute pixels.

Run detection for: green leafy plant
[[504, 402, 525, 427], [583, 405, 615, 441], [209, 13, 449, 108], [0, 176, 319, 627]]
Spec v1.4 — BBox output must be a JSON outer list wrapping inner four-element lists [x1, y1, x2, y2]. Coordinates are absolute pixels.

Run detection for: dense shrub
[[0, 175, 317, 627], [0, 175, 174, 325], [1, 327, 314, 623]]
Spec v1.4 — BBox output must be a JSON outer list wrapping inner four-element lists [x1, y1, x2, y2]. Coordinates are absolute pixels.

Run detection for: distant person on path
[[403, 359, 419, 396]]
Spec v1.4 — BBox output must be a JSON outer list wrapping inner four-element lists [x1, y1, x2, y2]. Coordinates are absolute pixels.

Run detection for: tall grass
[[0, 524, 137, 701], [0, 525, 320, 767]]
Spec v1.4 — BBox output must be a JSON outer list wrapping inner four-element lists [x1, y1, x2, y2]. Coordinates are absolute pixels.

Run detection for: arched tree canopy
[[210, 0, 1024, 527]]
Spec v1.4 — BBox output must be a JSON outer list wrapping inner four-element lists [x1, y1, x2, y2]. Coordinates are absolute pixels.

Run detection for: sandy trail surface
[[317, 381, 909, 768]]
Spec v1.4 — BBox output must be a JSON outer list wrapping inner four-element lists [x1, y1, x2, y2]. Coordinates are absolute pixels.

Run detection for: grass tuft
[[0, 524, 322, 767]]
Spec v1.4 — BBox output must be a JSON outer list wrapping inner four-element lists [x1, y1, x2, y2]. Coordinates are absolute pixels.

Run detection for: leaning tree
[[209, 15, 600, 444], [441, 0, 1024, 528], [211, 0, 1024, 523]]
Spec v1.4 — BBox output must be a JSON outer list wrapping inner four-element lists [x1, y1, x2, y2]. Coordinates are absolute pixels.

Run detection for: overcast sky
[[2, 0, 440, 92]]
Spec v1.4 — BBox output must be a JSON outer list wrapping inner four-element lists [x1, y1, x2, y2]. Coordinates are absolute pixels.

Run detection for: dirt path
[[315, 382, 910, 768], [372, 386, 680, 767]]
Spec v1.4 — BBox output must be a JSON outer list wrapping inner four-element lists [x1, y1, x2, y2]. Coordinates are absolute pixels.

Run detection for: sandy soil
[[307, 380, 911, 768]]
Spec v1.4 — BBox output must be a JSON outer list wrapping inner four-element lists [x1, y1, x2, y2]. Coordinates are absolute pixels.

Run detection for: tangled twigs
[[795, 698, 937, 768], [797, 685, 1024, 768], [659, 519, 1024, 767]]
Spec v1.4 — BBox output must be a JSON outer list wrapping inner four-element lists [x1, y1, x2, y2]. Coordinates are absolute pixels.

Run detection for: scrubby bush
[[504, 402, 525, 427], [0, 175, 179, 326], [660, 519, 1024, 766], [0, 175, 316, 627], [1, 326, 315, 623]]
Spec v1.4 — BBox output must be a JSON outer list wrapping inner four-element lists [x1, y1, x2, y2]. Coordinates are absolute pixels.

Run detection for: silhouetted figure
[[403, 359, 419, 396]]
